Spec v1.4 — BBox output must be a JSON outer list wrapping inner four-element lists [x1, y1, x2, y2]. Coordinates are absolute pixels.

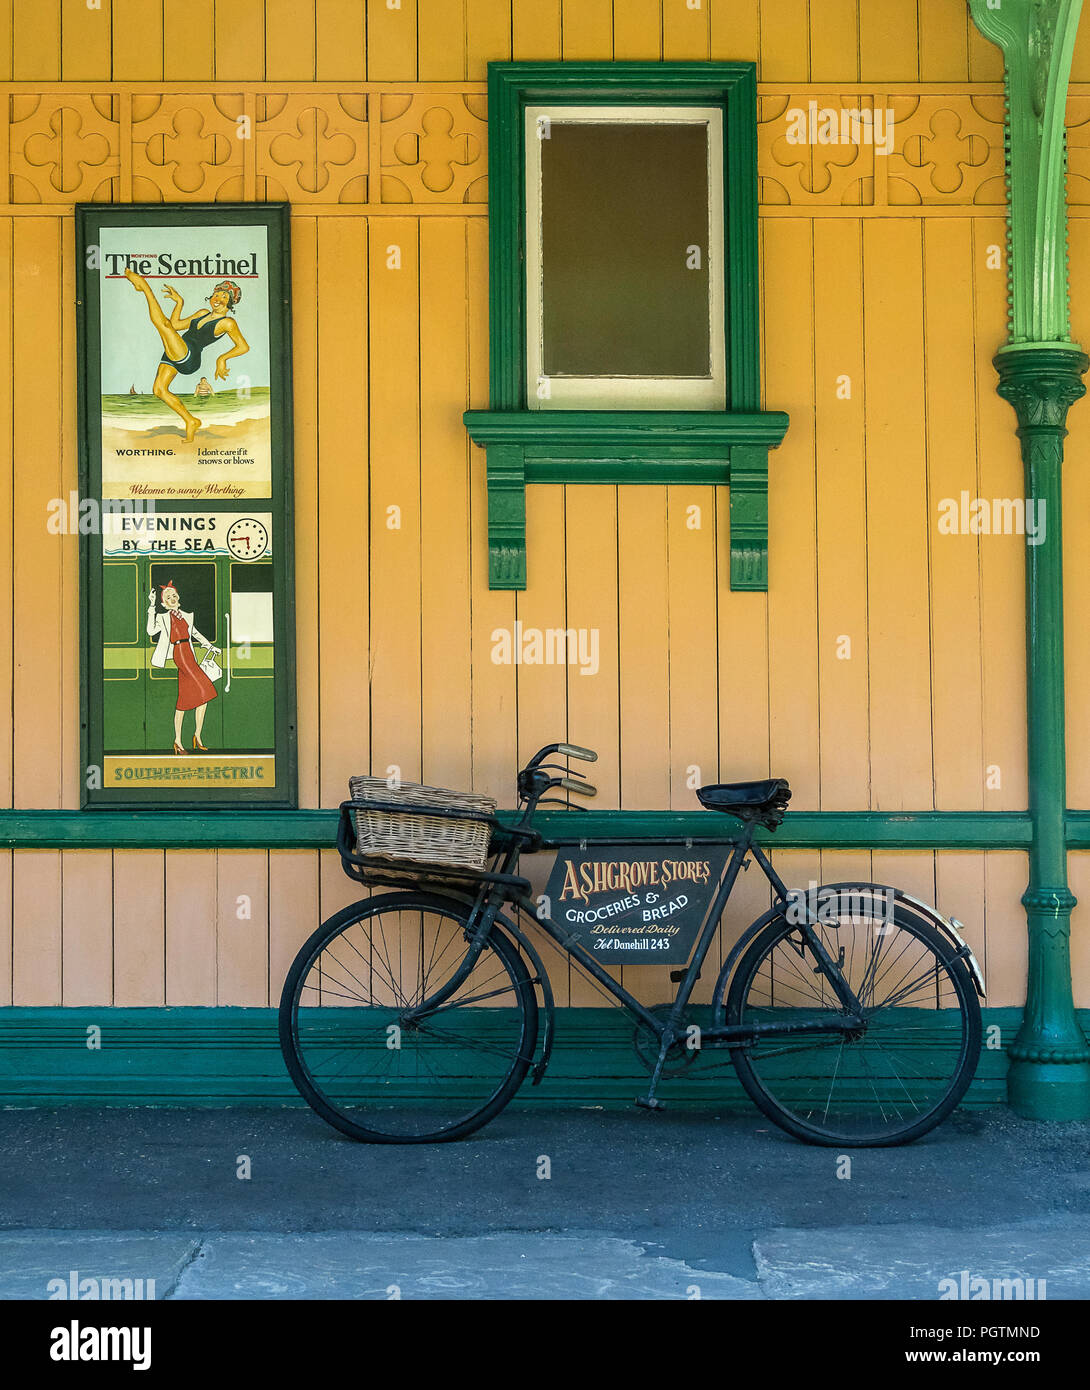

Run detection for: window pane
[[540, 121, 712, 378]]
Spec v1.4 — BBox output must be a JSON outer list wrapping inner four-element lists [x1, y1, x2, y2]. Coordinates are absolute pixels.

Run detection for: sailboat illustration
[[129, 384, 137, 395]]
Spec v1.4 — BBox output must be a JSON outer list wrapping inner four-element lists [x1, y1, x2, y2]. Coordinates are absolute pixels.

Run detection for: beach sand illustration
[[101, 388, 272, 498]]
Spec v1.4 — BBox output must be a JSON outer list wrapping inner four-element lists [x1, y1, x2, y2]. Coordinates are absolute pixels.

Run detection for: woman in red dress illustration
[[146, 581, 221, 754]]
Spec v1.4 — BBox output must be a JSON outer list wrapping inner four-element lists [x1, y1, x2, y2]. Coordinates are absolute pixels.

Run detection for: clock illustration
[[225, 517, 269, 561]]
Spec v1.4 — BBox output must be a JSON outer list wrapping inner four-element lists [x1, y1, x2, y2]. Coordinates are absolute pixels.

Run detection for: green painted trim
[[0, 1006, 1032, 1109], [969, 0, 1085, 346], [74, 204, 299, 811], [475, 62, 779, 591], [465, 410, 789, 589], [0, 808, 1036, 850]]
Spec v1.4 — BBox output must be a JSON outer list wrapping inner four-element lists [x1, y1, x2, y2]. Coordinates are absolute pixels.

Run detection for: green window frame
[[463, 61, 789, 591]]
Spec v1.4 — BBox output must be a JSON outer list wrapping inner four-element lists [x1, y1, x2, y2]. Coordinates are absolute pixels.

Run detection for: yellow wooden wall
[[4, 0, 1090, 1011]]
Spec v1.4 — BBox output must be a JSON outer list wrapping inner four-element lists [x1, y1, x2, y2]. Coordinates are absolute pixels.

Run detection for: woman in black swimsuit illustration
[[123, 270, 250, 442]]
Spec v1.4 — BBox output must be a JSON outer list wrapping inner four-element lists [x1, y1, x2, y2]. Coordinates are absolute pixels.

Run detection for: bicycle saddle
[[696, 778, 792, 829]]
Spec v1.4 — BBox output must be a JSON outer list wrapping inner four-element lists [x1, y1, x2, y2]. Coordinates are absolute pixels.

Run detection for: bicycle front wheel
[[717, 895, 981, 1146], [279, 891, 538, 1143]]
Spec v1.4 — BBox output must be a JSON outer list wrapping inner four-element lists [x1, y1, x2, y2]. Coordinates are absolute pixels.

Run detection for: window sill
[[463, 408, 789, 590]]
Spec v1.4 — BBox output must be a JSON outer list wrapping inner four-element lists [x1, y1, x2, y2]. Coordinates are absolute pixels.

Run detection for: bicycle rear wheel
[[279, 891, 538, 1143], [716, 895, 981, 1146]]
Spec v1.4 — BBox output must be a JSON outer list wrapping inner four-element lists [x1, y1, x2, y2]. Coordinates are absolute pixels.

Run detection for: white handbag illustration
[[199, 646, 222, 683]]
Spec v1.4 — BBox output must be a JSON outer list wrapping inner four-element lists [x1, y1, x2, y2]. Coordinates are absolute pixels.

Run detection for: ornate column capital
[[994, 344, 1088, 431]]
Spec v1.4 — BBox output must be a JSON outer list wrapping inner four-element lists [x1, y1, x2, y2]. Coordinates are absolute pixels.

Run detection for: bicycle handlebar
[[524, 741, 598, 772], [559, 776, 597, 797], [557, 743, 597, 763]]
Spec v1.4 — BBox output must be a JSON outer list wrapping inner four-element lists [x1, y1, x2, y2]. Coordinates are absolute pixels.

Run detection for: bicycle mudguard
[[715, 883, 987, 1002], [493, 910, 556, 1085]]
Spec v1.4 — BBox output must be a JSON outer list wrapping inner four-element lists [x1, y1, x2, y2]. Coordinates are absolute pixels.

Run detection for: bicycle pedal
[[635, 1095, 666, 1111]]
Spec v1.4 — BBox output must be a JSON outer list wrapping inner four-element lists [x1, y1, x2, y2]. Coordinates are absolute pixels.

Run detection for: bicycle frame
[[399, 807, 866, 1061]]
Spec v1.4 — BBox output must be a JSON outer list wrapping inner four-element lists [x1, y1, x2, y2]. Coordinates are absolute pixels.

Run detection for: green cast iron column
[[997, 348, 1090, 1117], [970, 0, 1090, 1117]]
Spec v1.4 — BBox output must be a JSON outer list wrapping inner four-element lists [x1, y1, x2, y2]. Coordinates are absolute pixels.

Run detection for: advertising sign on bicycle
[[544, 844, 732, 964]]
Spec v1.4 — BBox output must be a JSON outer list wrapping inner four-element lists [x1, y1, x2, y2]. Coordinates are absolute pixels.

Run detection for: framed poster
[[76, 204, 296, 809]]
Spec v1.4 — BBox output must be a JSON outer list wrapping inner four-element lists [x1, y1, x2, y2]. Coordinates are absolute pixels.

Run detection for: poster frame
[[75, 202, 297, 810]]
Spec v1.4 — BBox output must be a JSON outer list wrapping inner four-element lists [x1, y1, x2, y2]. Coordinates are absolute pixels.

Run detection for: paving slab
[[0, 1231, 199, 1301], [754, 1220, 1090, 1300], [172, 1232, 762, 1300]]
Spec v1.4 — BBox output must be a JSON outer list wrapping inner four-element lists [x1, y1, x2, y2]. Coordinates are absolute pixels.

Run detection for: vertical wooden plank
[[0, 853, 11, 1005], [613, 0, 661, 61], [1073, 15, 1090, 85], [317, 218, 369, 807], [315, 0, 367, 80], [872, 850, 936, 920], [983, 852, 1028, 1008], [662, 0, 708, 60], [0, 219, 14, 808], [814, 220, 869, 810], [1064, 218, 1090, 806], [13, 851, 61, 1004], [666, 489, 718, 809], [764, 219, 819, 808], [60, 215, 79, 808], [112, 0, 164, 79], [918, 0, 969, 82], [292, 217, 320, 807], [215, 849, 268, 1006], [968, 20, 1003, 82], [467, 218, 517, 797], [165, 850, 216, 1005], [367, 0, 418, 80], [465, 0, 511, 77], [368, 219, 422, 782], [13, 219, 62, 811], [112, 849, 165, 1006], [0, 1, 12, 80], [809, 0, 859, 83], [974, 219, 1027, 811], [758, 0, 809, 82], [859, 0, 919, 82], [617, 487, 670, 1009], [512, 0, 561, 60], [418, 0, 466, 78], [716, 488, 769, 784], [925, 220, 984, 812], [709, 0, 756, 59], [863, 221, 933, 811], [13, 0, 60, 78], [565, 486, 620, 809], [319, 847, 365, 922], [561, 0, 612, 59], [618, 488, 670, 811], [420, 219, 473, 790], [264, 0, 317, 80], [513, 488, 568, 775], [60, 851, 113, 1005], [62, 0, 113, 80], [213, 0, 265, 80], [164, 0, 215, 81], [269, 850, 319, 1006], [936, 851, 986, 993]]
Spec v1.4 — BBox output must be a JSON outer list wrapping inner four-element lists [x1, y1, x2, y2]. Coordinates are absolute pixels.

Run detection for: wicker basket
[[347, 775, 498, 870]]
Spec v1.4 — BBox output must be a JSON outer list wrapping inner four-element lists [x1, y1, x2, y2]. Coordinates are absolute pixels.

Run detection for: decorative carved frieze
[[3, 86, 1089, 212]]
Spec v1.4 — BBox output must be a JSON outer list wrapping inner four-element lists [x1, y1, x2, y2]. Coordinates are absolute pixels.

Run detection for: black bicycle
[[279, 742, 984, 1147]]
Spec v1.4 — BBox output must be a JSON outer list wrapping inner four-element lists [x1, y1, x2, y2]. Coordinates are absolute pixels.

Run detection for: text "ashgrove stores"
[[558, 857, 713, 904]]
